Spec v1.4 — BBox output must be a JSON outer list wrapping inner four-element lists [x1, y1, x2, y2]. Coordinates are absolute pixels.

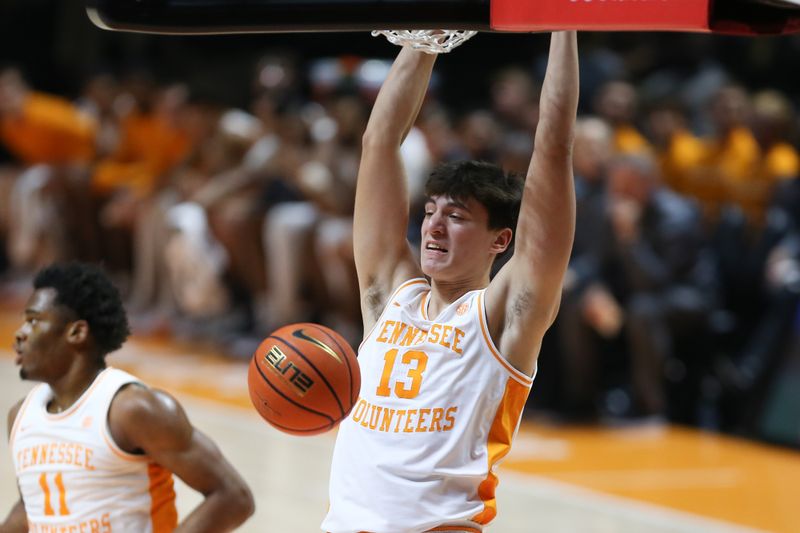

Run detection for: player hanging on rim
[[2, 262, 255, 532], [323, 31, 579, 532]]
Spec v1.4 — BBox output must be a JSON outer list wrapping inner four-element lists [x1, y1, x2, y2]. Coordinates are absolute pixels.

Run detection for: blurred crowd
[[1, 39, 799, 442]]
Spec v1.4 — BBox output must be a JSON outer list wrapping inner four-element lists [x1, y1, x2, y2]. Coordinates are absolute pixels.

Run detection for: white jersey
[[10, 367, 177, 533], [323, 278, 534, 533]]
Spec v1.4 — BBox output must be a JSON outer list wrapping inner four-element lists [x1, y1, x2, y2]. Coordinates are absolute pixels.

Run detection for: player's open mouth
[[426, 243, 448, 253]]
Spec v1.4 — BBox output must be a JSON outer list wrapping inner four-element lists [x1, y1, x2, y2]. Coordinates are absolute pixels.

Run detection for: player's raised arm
[[487, 31, 579, 375], [353, 46, 436, 329], [108, 386, 254, 533]]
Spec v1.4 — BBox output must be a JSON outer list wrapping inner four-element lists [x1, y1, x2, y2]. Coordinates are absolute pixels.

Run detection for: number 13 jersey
[[323, 278, 534, 533]]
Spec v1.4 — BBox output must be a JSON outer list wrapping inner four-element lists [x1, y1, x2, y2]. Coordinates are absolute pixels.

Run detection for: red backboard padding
[[491, 0, 800, 35], [492, 0, 711, 33]]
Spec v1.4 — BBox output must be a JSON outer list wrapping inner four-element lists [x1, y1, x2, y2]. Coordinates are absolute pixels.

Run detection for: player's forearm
[[174, 484, 255, 533], [536, 31, 579, 155], [514, 32, 579, 282], [0, 500, 27, 533], [362, 46, 436, 147]]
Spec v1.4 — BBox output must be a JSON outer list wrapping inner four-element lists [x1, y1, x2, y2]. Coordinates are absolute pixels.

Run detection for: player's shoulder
[[110, 384, 182, 424], [109, 384, 190, 453]]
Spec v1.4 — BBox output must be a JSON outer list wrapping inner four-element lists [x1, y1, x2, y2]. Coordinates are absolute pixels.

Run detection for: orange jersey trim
[[471, 378, 529, 524], [148, 462, 177, 533], [420, 290, 431, 320], [475, 291, 533, 387]]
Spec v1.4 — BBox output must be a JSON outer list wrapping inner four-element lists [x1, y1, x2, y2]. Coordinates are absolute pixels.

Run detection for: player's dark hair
[[425, 160, 524, 231], [34, 262, 130, 357]]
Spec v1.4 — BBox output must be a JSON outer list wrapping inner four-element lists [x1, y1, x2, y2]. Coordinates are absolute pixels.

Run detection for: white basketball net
[[371, 30, 477, 54]]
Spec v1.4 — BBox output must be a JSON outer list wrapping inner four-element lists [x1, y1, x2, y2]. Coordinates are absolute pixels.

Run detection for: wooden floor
[[0, 301, 798, 532]]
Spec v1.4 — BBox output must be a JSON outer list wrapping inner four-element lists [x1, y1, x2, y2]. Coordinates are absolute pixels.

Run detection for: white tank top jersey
[[323, 278, 534, 533], [9, 367, 177, 533]]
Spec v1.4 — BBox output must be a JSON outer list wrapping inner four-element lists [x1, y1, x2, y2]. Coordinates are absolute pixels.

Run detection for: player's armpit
[[353, 47, 433, 326]]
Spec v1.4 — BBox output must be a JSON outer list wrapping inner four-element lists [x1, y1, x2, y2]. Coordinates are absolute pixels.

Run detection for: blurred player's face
[[420, 195, 508, 283], [13, 288, 72, 382]]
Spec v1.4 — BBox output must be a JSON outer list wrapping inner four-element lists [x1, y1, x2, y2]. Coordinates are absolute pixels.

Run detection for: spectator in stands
[[645, 98, 708, 199], [0, 67, 97, 270], [730, 89, 800, 225], [489, 66, 540, 135], [558, 152, 713, 421], [703, 84, 761, 223], [594, 80, 651, 155], [91, 79, 194, 273]]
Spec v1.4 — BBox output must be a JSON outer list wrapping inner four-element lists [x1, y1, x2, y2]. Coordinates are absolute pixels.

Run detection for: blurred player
[[2, 262, 254, 532], [323, 31, 579, 532]]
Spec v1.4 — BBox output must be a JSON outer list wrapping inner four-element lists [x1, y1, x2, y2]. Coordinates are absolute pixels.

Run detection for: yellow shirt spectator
[[613, 124, 651, 155], [764, 142, 800, 182], [659, 128, 708, 196]]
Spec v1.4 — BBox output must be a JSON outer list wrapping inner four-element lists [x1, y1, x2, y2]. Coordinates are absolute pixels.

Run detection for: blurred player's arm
[[1, 400, 27, 533], [353, 46, 434, 330], [109, 385, 255, 533], [0, 500, 25, 533], [488, 31, 579, 376]]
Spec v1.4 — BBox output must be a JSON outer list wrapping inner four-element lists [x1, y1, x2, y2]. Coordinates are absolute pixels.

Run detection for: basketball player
[[1, 262, 255, 532], [323, 31, 578, 532]]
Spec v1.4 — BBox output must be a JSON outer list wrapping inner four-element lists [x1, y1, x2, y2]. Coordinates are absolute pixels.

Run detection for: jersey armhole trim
[[420, 290, 430, 320], [476, 291, 533, 387], [8, 384, 41, 445], [359, 277, 429, 352]]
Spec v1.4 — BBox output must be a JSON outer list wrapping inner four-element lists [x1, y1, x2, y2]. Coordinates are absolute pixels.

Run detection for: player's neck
[[429, 276, 487, 318], [46, 360, 106, 414]]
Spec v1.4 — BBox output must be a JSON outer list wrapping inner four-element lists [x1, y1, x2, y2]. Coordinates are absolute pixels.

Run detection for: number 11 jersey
[[10, 368, 177, 532]]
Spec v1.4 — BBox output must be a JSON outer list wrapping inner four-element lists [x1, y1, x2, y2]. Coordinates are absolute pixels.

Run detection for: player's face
[[420, 195, 500, 282], [13, 288, 72, 381]]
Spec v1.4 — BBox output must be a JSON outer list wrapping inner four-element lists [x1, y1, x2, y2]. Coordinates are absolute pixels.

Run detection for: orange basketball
[[247, 322, 360, 436]]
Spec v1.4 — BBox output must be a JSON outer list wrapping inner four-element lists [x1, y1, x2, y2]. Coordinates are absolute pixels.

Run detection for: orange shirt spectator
[[92, 110, 190, 196], [0, 92, 96, 165]]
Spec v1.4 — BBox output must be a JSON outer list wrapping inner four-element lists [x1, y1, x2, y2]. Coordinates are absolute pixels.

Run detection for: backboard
[[87, 0, 800, 36]]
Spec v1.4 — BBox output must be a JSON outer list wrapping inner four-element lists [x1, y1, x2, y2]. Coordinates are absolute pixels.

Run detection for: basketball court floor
[[0, 298, 798, 532]]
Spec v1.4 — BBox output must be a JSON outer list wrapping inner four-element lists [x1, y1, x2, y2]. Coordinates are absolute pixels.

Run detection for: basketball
[[247, 322, 360, 436]]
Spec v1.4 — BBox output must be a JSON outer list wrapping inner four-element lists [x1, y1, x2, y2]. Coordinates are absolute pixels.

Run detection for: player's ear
[[490, 228, 513, 254], [66, 320, 90, 345]]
